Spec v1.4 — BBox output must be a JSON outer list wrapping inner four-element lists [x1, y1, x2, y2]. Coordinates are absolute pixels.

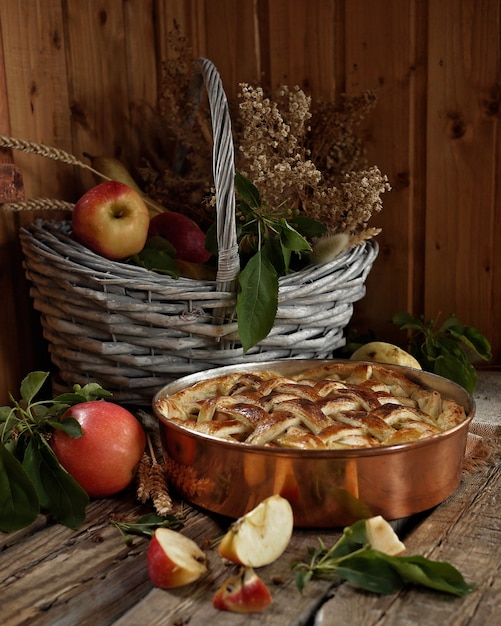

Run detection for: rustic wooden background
[[0, 0, 500, 404]]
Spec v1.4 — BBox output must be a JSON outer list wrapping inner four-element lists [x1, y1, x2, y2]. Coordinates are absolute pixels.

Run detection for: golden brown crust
[[155, 363, 467, 449]]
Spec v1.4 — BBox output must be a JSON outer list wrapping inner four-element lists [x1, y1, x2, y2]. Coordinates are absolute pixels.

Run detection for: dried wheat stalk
[[2, 198, 74, 212]]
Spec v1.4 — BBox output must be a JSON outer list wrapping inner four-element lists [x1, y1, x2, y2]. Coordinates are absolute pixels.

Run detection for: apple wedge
[[147, 528, 207, 589], [212, 567, 273, 613], [365, 516, 406, 556], [218, 494, 294, 567]]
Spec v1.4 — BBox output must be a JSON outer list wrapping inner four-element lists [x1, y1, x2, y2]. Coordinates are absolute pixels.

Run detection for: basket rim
[[20, 217, 379, 290]]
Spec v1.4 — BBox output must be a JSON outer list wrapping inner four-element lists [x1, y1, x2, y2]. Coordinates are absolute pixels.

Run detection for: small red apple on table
[[147, 528, 208, 589], [212, 567, 273, 613], [50, 400, 146, 498], [71, 180, 150, 260], [145, 494, 294, 614]]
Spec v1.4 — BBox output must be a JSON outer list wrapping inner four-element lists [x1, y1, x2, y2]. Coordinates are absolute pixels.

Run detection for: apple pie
[[155, 362, 467, 450]]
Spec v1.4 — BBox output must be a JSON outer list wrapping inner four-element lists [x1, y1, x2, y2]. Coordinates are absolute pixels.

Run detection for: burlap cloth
[[463, 421, 501, 473]]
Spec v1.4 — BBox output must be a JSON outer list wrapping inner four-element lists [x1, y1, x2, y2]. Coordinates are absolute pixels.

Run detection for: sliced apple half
[[218, 494, 294, 567], [147, 528, 207, 589], [212, 567, 273, 613], [365, 515, 406, 556]]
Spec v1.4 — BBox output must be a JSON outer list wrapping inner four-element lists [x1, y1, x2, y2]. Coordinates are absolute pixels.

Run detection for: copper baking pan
[[152, 360, 475, 527]]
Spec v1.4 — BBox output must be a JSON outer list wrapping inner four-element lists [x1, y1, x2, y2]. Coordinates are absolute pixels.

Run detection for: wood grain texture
[[1, 431, 499, 625], [425, 0, 501, 351], [315, 465, 501, 625], [0, 0, 500, 404]]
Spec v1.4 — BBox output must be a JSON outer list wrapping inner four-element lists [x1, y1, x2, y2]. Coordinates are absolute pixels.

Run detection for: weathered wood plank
[[425, 0, 501, 356], [264, 0, 339, 99], [1, 426, 499, 625], [0, 1, 75, 200], [343, 0, 428, 343], [314, 463, 501, 625]]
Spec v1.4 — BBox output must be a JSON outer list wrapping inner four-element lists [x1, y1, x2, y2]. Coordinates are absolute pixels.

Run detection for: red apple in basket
[[72, 180, 150, 260], [212, 566, 273, 613], [147, 528, 208, 589], [50, 400, 146, 498], [148, 211, 211, 264], [218, 494, 294, 567]]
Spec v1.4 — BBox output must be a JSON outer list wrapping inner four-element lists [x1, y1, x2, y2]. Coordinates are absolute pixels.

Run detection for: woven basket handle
[[193, 58, 240, 295]]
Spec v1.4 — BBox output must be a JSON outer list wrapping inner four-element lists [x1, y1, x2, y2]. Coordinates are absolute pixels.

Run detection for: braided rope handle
[[196, 58, 240, 293]]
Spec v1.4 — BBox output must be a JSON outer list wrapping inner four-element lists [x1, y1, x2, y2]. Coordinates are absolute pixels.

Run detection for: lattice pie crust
[[155, 362, 467, 449]]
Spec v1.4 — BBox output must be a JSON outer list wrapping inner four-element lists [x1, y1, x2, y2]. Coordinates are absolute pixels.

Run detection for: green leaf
[[130, 247, 180, 277], [392, 311, 426, 332], [110, 513, 184, 544], [204, 221, 218, 256], [391, 311, 491, 392], [294, 569, 313, 594], [235, 171, 261, 208], [290, 215, 327, 239], [277, 218, 312, 252], [0, 441, 40, 532], [335, 550, 404, 595], [54, 382, 112, 404], [433, 350, 477, 393], [20, 371, 50, 403], [262, 236, 288, 276], [49, 416, 84, 438], [387, 554, 475, 597], [449, 325, 492, 362], [329, 518, 368, 558], [236, 250, 279, 353], [22, 436, 89, 529]]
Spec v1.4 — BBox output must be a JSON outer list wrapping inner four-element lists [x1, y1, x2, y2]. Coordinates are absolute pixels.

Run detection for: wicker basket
[[18, 58, 379, 404]]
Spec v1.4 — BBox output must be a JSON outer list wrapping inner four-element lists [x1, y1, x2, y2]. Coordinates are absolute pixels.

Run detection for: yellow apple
[[218, 494, 294, 567], [350, 341, 422, 370], [147, 528, 207, 589], [212, 567, 273, 613], [72, 180, 150, 260], [365, 516, 406, 556]]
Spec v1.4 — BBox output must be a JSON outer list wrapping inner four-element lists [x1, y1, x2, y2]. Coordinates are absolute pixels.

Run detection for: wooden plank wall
[[0, 0, 499, 404]]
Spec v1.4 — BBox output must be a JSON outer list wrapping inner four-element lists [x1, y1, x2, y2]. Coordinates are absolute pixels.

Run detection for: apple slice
[[365, 516, 406, 556], [147, 528, 207, 589], [212, 567, 273, 613], [218, 494, 294, 567]]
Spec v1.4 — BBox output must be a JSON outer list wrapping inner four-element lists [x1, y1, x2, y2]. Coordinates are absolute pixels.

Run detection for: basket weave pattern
[[19, 58, 379, 403]]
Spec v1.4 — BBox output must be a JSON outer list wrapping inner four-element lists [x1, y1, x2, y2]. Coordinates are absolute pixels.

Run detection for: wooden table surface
[[2, 419, 500, 626]]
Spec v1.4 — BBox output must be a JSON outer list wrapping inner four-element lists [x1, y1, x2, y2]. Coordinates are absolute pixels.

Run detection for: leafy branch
[[231, 172, 326, 352], [393, 312, 492, 393], [293, 519, 475, 597], [110, 512, 184, 545], [0, 371, 111, 533]]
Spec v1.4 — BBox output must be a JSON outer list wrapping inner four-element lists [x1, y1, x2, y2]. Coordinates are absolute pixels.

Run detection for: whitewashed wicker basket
[[17, 58, 378, 403]]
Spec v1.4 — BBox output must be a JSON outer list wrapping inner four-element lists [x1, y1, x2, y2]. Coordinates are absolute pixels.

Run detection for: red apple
[[147, 528, 207, 589], [72, 180, 150, 260], [212, 567, 273, 613], [148, 211, 211, 263], [50, 401, 146, 498], [218, 494, 294, 567]]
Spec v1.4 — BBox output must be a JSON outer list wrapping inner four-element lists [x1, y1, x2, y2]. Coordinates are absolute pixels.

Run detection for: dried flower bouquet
[[129, 36, 390, 350]]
